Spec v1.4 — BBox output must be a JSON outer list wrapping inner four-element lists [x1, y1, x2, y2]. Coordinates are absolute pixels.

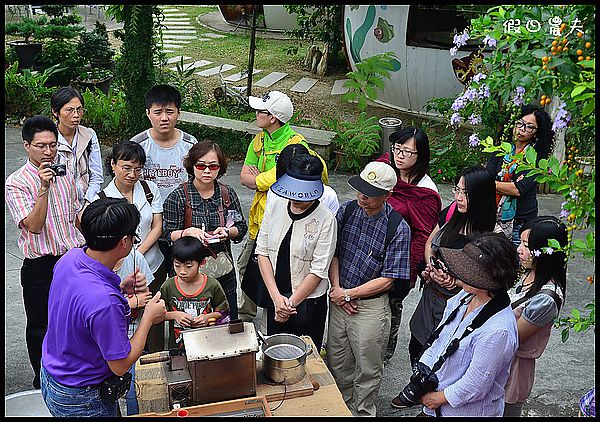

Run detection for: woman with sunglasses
[[408, 166, 497, 365], [376, 127, 442, 365], [163, 141, 248, 320], [92, 141, 166, 353], [486, 104, 555, 246], [504, 216, 567, 416], [51, 86, 104, 210]]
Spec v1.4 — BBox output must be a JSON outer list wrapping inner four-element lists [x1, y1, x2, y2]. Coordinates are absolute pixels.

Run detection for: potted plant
[[5, 18, 45, 68], [76, 68, 114, 95], [75, 22, 116, 93], [326, 112, 382, 173]]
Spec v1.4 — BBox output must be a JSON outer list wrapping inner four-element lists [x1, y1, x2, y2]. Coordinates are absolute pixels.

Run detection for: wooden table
[[133, 336, 351, 417]]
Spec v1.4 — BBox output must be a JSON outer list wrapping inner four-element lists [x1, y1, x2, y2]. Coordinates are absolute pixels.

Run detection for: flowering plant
[[430, 4, 595, 341]]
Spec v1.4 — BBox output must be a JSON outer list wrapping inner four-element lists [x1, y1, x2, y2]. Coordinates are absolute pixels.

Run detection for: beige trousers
[[237, 237, 257, 321], [326, 294, 391, 417]]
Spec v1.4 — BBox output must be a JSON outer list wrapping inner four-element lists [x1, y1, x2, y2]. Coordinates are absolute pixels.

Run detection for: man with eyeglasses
[[5, 115, 85, 389], [40, 197, 166, 417], [237, 91, 311, 322]]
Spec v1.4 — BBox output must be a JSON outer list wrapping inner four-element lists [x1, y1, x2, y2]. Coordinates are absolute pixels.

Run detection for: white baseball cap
[[348, 161, 397, 197], [248, 91, 293, 123]]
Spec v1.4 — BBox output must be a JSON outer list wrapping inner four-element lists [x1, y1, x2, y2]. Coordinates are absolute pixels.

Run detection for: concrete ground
[[4, 123, 595, 416]]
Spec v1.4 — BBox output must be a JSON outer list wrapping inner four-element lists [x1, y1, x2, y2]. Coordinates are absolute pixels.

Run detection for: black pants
[[21, 254, 62, 388], [266, 294, 327, 351], [408, 334, 425, 367]]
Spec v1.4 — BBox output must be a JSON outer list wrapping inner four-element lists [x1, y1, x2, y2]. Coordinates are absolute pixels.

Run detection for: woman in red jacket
[[376, 127, 442, 365]]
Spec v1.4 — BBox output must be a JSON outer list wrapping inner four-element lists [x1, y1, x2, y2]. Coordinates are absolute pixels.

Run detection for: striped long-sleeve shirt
[[5, 160, 84, 258]]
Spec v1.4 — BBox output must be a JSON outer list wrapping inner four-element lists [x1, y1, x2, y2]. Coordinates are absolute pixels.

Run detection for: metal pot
[[257, 332, 312, 385]]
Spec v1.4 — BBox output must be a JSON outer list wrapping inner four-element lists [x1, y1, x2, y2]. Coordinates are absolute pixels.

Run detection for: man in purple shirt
[[40, 197, 166, 417]]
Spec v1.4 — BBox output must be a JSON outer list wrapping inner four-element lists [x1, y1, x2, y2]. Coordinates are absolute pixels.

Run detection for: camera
[[48, 163, 67, 176], [99, 371, 132, 402], [391, 362, 439, 409], [429, 256, 444, 271]]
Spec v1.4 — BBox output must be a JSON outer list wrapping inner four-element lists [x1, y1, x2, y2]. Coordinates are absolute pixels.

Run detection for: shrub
[[80, 87, 127, 146], [4, 62, 57, 119], [177, 122, 252, 160], [37, 39, 83, 87]]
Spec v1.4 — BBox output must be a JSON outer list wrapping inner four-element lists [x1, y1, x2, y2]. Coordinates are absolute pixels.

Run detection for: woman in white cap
[[255, 154, 336, 351], [392, 232, 519, 416]]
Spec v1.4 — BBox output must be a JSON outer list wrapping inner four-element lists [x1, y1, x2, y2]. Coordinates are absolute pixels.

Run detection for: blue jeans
[[40, 365, 117, 417], [512, 221, 524, 247], [125, 364, 139, 415]]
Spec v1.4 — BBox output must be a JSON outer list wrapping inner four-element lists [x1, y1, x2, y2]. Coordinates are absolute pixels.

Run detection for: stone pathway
[[158, 6, 349, 96]]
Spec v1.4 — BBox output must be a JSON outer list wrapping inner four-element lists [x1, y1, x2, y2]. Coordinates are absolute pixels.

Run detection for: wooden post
[[246, 7, 257, 97]]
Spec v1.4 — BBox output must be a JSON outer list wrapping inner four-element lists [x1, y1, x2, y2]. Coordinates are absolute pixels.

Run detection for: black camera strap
[[417, 291, 511, 371]]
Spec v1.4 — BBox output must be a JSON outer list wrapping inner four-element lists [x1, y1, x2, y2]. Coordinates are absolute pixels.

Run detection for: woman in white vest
[[51, 87, 104, 209]]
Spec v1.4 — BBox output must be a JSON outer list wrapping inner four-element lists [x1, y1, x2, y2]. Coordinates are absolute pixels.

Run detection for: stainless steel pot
[[258, 332, 312, 385]]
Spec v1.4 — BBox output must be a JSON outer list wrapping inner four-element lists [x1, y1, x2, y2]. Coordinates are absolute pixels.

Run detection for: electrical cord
[[268, 382, 287, 412]]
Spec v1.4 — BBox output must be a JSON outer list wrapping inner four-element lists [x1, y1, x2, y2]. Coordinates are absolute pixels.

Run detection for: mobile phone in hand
[[430, 256, 444, 271]]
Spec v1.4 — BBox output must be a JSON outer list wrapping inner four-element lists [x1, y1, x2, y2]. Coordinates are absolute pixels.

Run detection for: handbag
[[241, 240, 271, 308], [183, 181, 235, 279], [496, 195, 516, 239]]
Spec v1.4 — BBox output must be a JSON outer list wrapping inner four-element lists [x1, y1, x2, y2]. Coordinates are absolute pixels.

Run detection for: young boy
[[160, 236, 229, 349], [130, 84, 198, 276]]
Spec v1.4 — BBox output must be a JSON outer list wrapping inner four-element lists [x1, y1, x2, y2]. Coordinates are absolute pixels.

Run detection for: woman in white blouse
[[92, 141, 165, 352], [256, 154, 337, 351]]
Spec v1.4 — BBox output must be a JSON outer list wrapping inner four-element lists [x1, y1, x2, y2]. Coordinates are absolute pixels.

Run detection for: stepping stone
[[331, 79, 351, 95], [162, 50, 175, 53], [163, 29, 197, 34], [195, 64, 236, 77], [201, 33, 228, 39], [165, 55, 192, 64], [169, 60, 212, 72], [290, 77, 318, 93], [161, 39, 191, 45], [162, 35, 197, 40], [161, 9, 180, 13], [162, 17, 191, 21], [195, 38, 211, 42], [163, 20, 192, 25], [254, 71, 288, 88], [224, 69, 262, 82], [161, 44, 184, 49], [162, 13, 188, 17]]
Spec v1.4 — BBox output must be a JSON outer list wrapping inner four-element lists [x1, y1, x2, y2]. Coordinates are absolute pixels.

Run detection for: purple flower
[[450, 47, 458, 56], [516, 86, 525, 95], [472, 73, 487, 83], [463, 88, 478, 102], [570, 190, 578, 199], [545, 247, 554, 255], [533, 250, 542, 257], [513, 86, 525, 106], [560, 201, 568, 209], [547, 168, 553, 174], [468, 114, 482, 126], [468, 133, 480, 147], [560, 209, 570, 218], [450, 112, 462, 126], [552, 100, 571, 132], [484, 35, 497, 47], [452, 96, 465, 111], [478, 84, 490, 98]]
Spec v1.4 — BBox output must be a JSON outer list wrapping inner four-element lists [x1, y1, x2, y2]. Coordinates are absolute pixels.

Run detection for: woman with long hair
[[408, 166, 496, 365], [376, 127, 442, 364], [504, 216, 568, 416], [486, 104, 555, 245]]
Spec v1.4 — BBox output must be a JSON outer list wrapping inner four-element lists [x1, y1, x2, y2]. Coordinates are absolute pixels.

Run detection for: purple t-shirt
[[42, 247, 132, 387]]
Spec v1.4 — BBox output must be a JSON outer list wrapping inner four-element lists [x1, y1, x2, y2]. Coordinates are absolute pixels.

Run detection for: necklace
[[515, 270, 535, 294]]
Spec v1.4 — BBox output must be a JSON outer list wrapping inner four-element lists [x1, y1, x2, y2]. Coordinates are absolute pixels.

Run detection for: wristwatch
[[343, 289, 351, 302]]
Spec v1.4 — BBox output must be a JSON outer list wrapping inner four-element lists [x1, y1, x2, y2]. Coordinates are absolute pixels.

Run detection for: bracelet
[[37, 188, 49, 197]]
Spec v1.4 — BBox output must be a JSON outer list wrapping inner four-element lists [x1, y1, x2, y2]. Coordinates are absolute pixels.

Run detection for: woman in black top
[[408, 166, 497, 364], [486, 104, 555, 245]]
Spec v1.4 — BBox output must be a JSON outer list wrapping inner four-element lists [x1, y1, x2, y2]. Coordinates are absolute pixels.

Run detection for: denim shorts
[[40, 365, 117, 417]]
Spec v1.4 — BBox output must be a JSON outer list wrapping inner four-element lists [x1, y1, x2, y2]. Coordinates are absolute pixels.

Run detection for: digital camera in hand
[[48, 163, 67, 176], [391, 362, 439, 409]]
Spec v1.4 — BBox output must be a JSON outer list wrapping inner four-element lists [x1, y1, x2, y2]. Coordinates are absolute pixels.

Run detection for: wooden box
[[133, 396, 272, 417]]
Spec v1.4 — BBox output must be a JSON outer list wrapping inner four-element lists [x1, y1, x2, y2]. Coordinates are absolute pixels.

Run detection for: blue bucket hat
[[270, 169, 324, 202]]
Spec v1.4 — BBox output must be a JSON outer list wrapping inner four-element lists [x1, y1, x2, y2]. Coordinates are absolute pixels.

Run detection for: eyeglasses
[[29, 142, 58, 151], [117, 164, 144, 175], [63, 107, 85, 115], [256, 110, 271, 116], [391, 146, 418, 158], [515, 120, 537, 133], [452, 186, 468, 198], [195, 163, 220, 171]]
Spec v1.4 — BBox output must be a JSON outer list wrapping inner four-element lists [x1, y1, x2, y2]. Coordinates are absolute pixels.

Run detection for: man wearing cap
[[237, 91, 310, 322], [327, 161, 411, 416]]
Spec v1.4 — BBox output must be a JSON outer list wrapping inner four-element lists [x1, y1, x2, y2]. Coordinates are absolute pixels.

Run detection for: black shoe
[[390, 395, 411, 409]]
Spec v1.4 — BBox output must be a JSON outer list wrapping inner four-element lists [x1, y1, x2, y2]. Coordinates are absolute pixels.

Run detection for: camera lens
[[391, 384, 421, 409]]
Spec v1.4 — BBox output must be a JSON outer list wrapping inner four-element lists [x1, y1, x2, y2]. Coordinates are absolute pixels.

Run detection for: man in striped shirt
[[5, 115, 85, 389]]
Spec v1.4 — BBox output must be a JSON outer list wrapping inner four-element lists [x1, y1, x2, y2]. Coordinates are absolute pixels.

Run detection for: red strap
[[445, 201, 457, 224]]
